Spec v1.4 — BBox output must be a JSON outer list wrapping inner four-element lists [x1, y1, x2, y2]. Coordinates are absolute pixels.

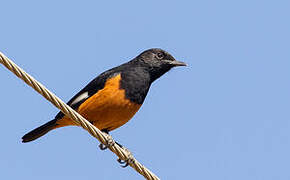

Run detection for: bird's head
[[135, 48, 186, 82]]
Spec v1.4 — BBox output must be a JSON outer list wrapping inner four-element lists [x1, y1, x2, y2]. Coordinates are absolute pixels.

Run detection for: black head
[[134, 48, 186, 82]]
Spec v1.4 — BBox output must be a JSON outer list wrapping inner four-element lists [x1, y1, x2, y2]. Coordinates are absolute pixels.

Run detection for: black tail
[[22, 119, 57, 143]]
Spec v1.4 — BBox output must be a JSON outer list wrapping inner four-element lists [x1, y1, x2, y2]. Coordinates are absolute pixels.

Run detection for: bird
[[22, 48, 186, 144]]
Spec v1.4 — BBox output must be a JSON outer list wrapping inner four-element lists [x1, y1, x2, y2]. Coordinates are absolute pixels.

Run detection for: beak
[[170, 60, 187, 67]]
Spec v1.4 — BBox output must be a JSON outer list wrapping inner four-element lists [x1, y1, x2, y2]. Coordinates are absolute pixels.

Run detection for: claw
[[121, 162, 130, 168], [117, 158, 126, 164], [99, 143, 108, 150], [117, 158, 130, 168]]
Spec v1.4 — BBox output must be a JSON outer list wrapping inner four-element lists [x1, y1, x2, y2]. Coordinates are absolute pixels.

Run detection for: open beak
[[170, 60, 187, 67]]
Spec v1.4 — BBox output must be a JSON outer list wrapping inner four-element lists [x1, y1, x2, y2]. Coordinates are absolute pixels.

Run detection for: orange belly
[[55, 74, 141, 131]]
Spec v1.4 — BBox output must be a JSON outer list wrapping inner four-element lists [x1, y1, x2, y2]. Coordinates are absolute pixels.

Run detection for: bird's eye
[[156, 52, 164, 59]]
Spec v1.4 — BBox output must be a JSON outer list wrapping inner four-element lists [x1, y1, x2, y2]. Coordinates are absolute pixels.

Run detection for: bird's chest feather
[[77, 74, 142, 131]]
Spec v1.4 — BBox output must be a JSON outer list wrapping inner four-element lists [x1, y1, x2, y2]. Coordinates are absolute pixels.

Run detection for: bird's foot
[[97, 132, 133, 168], [117, 147, 135, 168], [98, 133, 115, 151]]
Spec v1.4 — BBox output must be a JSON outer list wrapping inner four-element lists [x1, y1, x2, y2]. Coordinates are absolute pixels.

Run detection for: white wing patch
[[70, 91, 89, 106]]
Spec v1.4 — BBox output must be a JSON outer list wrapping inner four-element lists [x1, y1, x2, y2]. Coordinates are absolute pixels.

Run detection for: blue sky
[[1, 0, 290, 179]]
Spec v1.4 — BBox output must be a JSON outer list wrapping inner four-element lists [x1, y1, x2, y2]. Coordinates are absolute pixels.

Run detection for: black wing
[[54, 69, 121, 120]]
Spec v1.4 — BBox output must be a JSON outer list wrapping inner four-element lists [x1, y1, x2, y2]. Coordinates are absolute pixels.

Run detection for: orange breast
[[56, 74, 141, 131]]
